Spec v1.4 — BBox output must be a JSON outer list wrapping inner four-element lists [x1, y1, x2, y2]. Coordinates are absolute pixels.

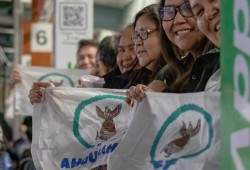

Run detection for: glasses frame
[[131, 28, 158, 43], [159, 2, 194, 21]]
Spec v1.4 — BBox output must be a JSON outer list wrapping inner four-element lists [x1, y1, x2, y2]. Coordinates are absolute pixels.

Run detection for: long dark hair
[[96, 35, 121, 72], [158, 0, 215, 92], [133, 4, 167, 83]]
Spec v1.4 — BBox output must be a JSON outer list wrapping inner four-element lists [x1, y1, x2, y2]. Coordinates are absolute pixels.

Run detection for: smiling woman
[[131, 4, 166, 81], [160, 0, 209, 59], [132, 5, 162, 71], [188, 0, 220, 47], [155, 0, 218, 93], [117, 24, 137, 74]]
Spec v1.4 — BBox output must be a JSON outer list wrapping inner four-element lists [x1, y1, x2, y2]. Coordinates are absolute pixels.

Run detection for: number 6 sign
[[31, 23, 53, 52]]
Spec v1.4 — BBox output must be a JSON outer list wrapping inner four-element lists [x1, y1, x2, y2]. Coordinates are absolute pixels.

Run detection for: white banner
[[108, 92, 221, 170], [15, 65, 89, 116], [32, 88, 130, 170]]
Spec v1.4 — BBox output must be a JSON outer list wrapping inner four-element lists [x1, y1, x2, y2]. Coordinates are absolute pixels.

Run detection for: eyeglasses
[[159, 2, 194, 21], [131, 28, 158, 43]]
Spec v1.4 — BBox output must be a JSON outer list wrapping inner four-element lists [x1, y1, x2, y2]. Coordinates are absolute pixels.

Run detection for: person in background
[[76, 39, 98, 70], [102, 24, 139, 89], [7, 39, 98, 95], [93, 35, 120, 76], [117, 24, 138, 74], [10, 39, 97, 103]]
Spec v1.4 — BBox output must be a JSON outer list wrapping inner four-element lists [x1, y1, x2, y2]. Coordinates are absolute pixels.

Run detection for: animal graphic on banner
[[96, 104, 122, 141], [161, 119, 201, 157]]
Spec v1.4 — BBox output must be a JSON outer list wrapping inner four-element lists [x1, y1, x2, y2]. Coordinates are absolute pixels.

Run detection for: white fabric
[[32, 87, 130, 170], [205, 69, 221, 92], [108, 92, 220, 170], [14, 65, 88, 116], [4, 87, 15, 124]]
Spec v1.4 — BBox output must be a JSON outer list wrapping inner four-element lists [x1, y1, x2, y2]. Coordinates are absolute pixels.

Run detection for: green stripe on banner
[[221, 0, 250, 169]]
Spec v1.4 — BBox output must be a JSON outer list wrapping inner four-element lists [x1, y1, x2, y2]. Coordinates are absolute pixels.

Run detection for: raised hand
[[29, 82, 54, 104], [9, 67, 22, 89]]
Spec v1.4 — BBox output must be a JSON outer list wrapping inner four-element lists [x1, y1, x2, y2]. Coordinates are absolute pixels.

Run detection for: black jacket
[[103, 67, 153, 89], [102, 67, 121, 89], [183, 51, 220, 92]]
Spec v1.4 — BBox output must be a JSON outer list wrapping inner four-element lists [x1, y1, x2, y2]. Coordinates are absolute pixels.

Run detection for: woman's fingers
[[125, 85, 149, 104], [29, 89, 42, 104], [29, 87, 42, 97], [10, 67, 22, 86], [28, 82, 54, 104]]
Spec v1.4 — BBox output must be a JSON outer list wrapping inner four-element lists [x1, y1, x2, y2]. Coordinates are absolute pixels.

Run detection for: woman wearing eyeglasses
[[122, 4, 167, 89], [126, 0, 218, 102], [159, 0, 218, 92]]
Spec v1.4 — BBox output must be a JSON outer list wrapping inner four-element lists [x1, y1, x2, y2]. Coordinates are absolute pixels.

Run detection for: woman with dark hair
[[129, 4, 166, 85], [94, 35, 121, 76]]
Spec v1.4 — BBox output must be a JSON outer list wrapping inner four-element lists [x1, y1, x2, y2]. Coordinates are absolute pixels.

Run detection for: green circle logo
[[150, 104, 214, 170], [38, 73, 75, 87], [73, 94, 125, 148]]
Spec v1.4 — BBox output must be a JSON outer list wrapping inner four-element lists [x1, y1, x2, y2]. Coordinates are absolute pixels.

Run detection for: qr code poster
[[59, 2, 87, 30]]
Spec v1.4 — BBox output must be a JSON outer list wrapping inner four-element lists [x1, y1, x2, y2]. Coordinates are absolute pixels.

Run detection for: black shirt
[[183, 51, 220, 92], [103, 67, 153, 89]]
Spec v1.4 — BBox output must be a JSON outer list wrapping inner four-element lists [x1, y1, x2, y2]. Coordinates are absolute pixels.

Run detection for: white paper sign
[[54, 0, 94, 68], [31, 23, 53, 52]]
